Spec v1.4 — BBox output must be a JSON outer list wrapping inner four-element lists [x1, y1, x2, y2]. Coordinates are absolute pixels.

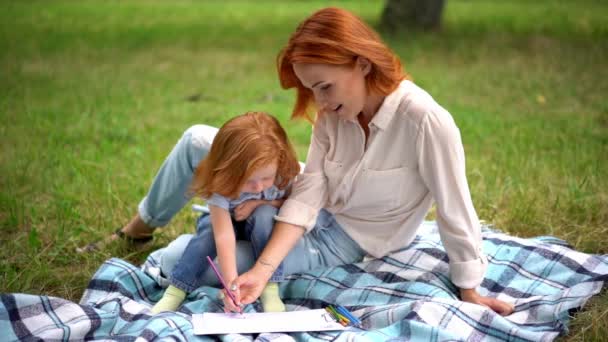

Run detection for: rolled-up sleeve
[[275, 115, 330, 232], [416, 109, 487, 289]]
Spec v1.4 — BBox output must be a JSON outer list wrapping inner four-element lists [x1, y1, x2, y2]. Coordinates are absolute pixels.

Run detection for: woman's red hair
[[191, 112, 300, 199], [277, 7, 408, 122]]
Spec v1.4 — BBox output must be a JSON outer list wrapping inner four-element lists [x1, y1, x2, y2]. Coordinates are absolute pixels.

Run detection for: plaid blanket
[[1, 221, 606, 341]]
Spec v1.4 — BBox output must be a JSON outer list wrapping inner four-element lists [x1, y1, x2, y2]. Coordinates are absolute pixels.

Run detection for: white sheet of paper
[[192, 309, 347, 335]]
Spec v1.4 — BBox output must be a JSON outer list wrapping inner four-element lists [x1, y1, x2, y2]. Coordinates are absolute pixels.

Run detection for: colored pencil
[[325, 306, 350, 326], [206, 256, 242, 313], [336, 305, 362, 326]]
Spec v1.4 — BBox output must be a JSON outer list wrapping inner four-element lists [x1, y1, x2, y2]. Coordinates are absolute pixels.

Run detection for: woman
[[85, 6, 513, 316], [231, 7, 514, 315]]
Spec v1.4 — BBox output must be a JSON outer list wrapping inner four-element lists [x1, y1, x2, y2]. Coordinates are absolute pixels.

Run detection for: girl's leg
[[152, 214, 218, 313], [160, 236, 255, 287], [168, 214, 219, 292], [153, 214, 257, 313], [245, 205, 285, 282], [245, 205, 286, 312]]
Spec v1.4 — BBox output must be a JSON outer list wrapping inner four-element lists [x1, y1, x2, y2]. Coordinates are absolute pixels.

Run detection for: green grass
[[1, 0, 607, 339]]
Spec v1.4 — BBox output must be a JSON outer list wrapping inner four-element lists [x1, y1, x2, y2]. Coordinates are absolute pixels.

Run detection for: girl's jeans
[[170, 207, 286, 292], [141, 125, 366, 288]]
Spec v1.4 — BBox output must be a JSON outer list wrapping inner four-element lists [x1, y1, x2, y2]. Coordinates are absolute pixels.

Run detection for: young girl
[[151, 111, 300, 313]]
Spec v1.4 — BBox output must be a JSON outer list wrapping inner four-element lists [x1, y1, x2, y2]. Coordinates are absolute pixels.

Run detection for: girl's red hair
[[277, 7, 408, 122], [191, 112, 300, 199]]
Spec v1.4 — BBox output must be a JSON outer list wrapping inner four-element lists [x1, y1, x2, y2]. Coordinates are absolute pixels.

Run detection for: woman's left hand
[[232, 262, 274, 305], [460, 288, 514, 316], [234, 200, 262, 221]]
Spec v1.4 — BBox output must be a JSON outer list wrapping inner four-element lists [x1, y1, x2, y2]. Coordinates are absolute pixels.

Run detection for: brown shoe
[[76, 228, 153, 253]]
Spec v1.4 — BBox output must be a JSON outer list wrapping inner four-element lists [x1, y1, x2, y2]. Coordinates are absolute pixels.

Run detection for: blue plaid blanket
[[2, 221, 606, 341]]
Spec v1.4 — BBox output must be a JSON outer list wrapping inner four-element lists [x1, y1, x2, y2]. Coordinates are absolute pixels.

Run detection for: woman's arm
[[416, 108, 513, 315], [233, 220, 306, 305], [234, 115, 333, 304]]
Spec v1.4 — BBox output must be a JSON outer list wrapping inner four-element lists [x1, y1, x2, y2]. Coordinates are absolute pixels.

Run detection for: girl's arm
[[233, 220, 306, 305], [209, 205, 238, 290]]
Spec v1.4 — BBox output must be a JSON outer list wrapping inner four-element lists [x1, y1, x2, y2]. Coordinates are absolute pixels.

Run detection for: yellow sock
[[151, 285, 186, 314], [260, 282, 285, 312]]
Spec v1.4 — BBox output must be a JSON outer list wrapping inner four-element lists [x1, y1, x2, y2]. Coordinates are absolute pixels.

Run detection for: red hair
[[277, 7, 408, 122], [190, 112, 300, 199]]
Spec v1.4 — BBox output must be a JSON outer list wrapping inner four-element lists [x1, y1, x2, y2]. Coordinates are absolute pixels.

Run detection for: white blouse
[[276, 80, 487, 289]]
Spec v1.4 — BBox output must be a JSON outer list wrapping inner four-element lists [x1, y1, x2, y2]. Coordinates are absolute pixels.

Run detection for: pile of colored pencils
[[324, 305, 362, 328]]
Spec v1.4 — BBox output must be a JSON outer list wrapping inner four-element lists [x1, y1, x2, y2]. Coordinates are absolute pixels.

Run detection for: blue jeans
[[142, 125, 367, 288], [138, 125, 218, 228], [169, 205, 286, 292], [160, 236, 254, 288], [161, 207, 366, 286]]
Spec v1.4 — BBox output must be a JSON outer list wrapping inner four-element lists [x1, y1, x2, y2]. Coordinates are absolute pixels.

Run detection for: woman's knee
[[183, 124, 218, 151], [160, 234, 193, 276]]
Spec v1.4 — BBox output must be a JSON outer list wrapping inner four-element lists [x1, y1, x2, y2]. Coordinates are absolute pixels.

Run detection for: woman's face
[[293, 59, 370, 121]]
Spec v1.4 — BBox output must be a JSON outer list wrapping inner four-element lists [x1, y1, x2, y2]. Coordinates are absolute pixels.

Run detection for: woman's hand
[[234, 200, 262, 221], [232, 262, 275, 305], [233, 221, 305, 304], [460, 288, 514, 316]]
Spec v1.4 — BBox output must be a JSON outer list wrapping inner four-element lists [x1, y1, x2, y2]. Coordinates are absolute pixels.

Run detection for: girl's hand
[[220, 283, 243, 313], [460, 288, 514, 316], [234, 200, 262, 221]]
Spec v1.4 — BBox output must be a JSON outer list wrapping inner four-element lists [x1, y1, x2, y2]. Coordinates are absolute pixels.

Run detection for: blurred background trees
[[381, 0, 446, 32]]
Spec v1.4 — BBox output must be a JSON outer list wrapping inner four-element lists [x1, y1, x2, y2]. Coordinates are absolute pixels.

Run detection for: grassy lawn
[[1, 0, 606, 339]]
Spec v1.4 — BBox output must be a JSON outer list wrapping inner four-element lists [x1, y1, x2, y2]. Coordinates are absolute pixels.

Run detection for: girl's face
[[293, 58, 371, 121], [240, 162, 278, 194]]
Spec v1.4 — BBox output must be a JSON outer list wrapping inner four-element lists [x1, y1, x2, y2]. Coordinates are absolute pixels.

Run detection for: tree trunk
[[381, 0, 446, 33]]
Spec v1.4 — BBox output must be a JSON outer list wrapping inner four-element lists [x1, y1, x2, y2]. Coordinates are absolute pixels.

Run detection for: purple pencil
[[206, 256, 242, 313]]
